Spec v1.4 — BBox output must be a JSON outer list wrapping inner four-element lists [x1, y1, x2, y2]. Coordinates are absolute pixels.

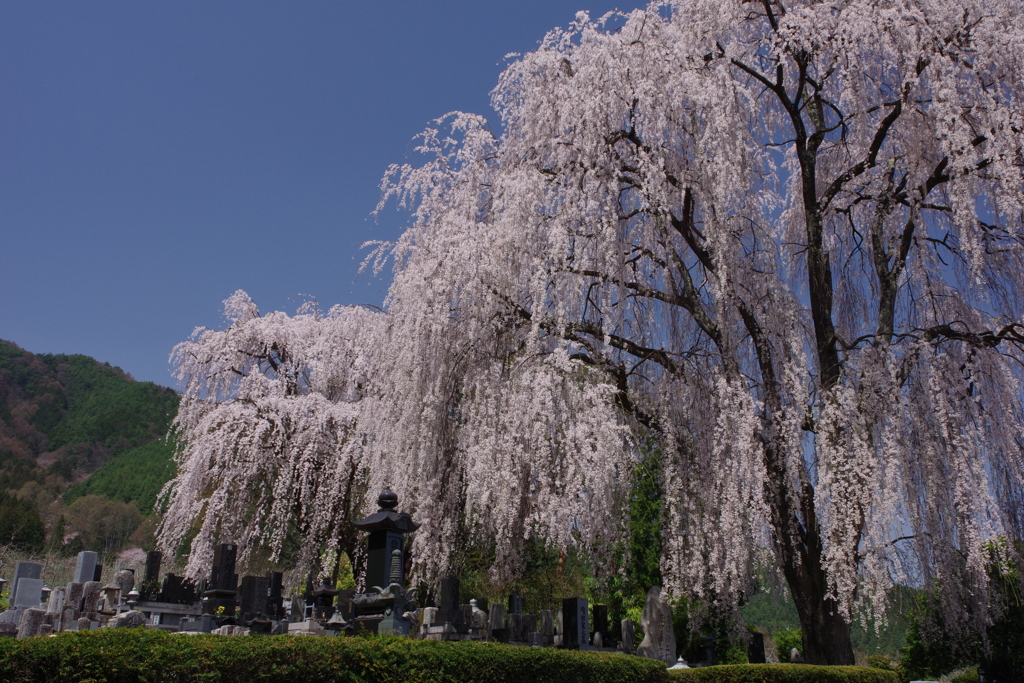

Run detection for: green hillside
[[0, 339, 178, 550]]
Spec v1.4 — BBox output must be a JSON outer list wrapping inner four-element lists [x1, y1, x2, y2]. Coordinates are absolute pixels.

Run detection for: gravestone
[[539, 609, 554, 636], [204, 543, 239, 616], [92, 564, 103, 582], [707, 637, 721, 665], [561, 597, 590, 650], [238, 576, 269, 619], [435, 577, 464, 630], [81, 581, 103, 614], [621, 619, 635, 654], [73, 552, 97, 584], [592, 604, 608, 642], [144, 551, 162, 585], [748, 631, 766, 664], [161, 574, 196, 604], [266, 571, 285, 619], [12, 579, 44, 609], [76, 616, 91, 631], [65, 582, 84, 615], [637, 586, 676, 666], [16, 608, 45, 639], [489, 603, 507, 642], [508, 613, 523, 642], [11, 562, 42, 605], [59, 605, 76, 632], [508, 593, 523, 615], [554, 608, 563, 647], [46, 587, 66, 614], [114, 610, 147, 628], [113, 570, 134, 599], [528, 610, 554, 647]]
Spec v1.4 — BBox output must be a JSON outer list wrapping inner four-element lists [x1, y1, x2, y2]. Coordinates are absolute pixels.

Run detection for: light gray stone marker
[[16, 608, 46, 639], [11, 562, 42, 606], [12, 578, 44, 609], [81, 581, 103, 614], [637, 586, 676, 666], [66, 582, 84, 613], [73, 551, 98, 584], [46, 586, 66, 614], [620, 618, 636, 654]]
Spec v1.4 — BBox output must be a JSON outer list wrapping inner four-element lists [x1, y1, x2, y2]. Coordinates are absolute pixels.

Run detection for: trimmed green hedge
[[0, 631, 904, 683], [0, 629, 666, 683], [668, 663, 899, 683]]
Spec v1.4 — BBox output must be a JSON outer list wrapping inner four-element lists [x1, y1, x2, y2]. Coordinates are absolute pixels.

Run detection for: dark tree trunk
[[783, 553, 855, 665]]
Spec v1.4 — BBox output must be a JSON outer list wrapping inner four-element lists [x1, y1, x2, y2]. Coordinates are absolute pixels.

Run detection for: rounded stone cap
[[378, 490, 398, 510]]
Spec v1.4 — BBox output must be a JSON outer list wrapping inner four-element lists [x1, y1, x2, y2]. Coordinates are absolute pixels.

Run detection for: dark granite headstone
[[92, 564, 103, 582], [238, 576, 269, 619], [748, 631, 766, 664], [266, 571, 284, 619], [210, 544, 237, 590], [508, 593, 522, 615], [703, 636, 718, 665], [144, 551, 163, 585], [363, 529, 404, 591], [161, 574, 197, 605], [435, 577, 462, 627], [561, 596, 590, 650]]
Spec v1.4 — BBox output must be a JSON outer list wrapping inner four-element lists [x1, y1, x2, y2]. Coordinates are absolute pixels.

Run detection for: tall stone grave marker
[[637, 586, 676, 665], [73, 552, 97, 584], [561, 596, 591, 650], [144, 551, 162, 585]]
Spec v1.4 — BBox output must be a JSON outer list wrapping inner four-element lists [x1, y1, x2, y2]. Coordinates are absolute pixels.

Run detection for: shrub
[[667, 664, 899, 683], [774, 629, 802, 663], [0, 629, 669, 683]]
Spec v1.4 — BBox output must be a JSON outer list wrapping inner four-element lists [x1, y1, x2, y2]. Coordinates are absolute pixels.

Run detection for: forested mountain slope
[[0, 339, 178, 550]]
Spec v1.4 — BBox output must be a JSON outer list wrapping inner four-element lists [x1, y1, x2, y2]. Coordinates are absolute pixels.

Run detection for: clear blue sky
[[1, 1, 644, 387]]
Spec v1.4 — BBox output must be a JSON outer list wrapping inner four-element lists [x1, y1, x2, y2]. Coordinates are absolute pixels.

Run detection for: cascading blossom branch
[[159, 291, 382, 579], [366, 0, 1024, 664]]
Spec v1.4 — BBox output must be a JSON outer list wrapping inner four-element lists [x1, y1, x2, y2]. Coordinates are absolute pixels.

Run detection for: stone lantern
[[352, 490, 419, 590]]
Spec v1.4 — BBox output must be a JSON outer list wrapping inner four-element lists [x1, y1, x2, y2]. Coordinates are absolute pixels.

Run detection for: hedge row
[[0, 629, 666, 683], [668, 664, 899, 683], [0, 630, 902, 683]]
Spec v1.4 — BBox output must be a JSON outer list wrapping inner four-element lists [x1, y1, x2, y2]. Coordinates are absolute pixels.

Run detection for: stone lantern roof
[[353, 490, 420, 533]]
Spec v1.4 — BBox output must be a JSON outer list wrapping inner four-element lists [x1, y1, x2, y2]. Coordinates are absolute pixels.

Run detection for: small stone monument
[[81, 581, 103, 615], [489, 603, 507, 642], [114, 610, 147, 628], [46, 586, 66, 615], [620, 618, 635, 654], [65, 582, 84, 613], [637, 586, 676, 666], [16, 608, 45, 639], [59, 605, 76, 632]]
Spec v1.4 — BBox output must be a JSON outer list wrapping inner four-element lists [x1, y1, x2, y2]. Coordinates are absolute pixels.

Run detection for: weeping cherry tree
[[364, 0, 1024, 664]]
